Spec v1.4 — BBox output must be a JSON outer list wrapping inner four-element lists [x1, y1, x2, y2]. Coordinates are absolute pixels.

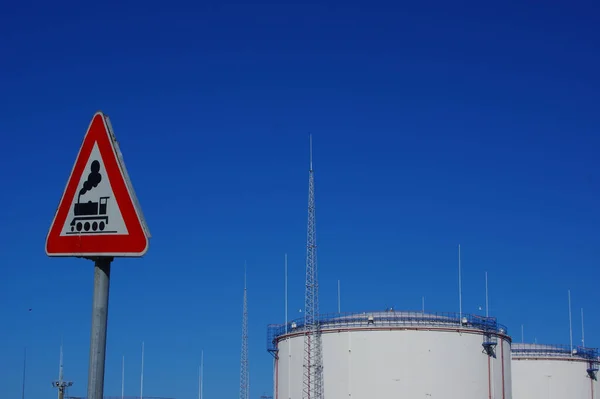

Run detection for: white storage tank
[[267, 310, 512, 399], [512, 343, 599, 399]]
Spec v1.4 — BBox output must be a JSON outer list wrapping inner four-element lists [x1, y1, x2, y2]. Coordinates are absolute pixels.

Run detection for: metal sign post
[[87, 257, 112, 399]]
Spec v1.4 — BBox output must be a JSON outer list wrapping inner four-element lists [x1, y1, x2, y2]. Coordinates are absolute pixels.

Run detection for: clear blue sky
[[1, 1, 599, 398]]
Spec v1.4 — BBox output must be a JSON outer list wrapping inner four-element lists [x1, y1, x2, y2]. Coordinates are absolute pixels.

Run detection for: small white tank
[[267, 310, 512, 399], [511, 343, 599, 399]]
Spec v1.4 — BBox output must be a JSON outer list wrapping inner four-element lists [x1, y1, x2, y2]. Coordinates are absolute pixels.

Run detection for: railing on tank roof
[[512, 343, 599, 360], [67, 397, 175, 399], [266, 310, 508, 353]]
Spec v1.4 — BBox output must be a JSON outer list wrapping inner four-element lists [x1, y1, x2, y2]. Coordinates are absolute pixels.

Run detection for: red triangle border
[[45, 112, 149, 257]]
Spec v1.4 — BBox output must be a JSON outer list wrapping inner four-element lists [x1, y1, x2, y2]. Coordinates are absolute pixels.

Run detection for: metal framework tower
[[303, 135, 324, 399], [52, 342, 73, 399], [240, 264, 249, 399]]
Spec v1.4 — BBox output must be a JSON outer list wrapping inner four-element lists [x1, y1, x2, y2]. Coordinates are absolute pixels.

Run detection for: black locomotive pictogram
[[69, 160, 110, 233]]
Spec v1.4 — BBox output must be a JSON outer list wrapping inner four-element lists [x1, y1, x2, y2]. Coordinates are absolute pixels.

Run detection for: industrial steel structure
[[512, 343, 599, 399], [302, 135, 323, 399], [268, 310, 512, 399]]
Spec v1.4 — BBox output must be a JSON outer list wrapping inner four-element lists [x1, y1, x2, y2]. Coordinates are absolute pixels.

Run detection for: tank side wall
[[277, 336, 305, 399], [277, 329, 510, 399], [512, 358, 593, 399]]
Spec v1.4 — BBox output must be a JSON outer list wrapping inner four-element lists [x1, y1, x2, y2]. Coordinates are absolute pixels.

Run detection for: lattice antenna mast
[[52, 340, 73, 399], [303, 135, 324, 399], [239, 262, 249, 399]]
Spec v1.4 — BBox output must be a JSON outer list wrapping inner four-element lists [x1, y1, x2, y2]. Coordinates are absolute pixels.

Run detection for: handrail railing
[[67, 397, 175, 399], [512, 343, 599, 361], [267, 310, 508, 353]]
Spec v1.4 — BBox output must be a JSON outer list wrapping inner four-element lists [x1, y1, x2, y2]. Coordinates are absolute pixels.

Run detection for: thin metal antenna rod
[[240, 263, 249, 399], [309, 134, 313, 172], [581, 308, 585, 347], [22, 347, 26, 399], [485, 271, 489, 317], [422, 296, 425, 314], [337, 280, 341, 313], [59, 338, 64, 382], [121, 356, 124, 399], [285, 254, 288, 333], [568, 290, 573, 354], [22, 307, 32, 399], [458, 244, 462, 320], [521, 325, 524, 344], [200, 350, 204, 399], [140, 341, 144, 399], [53, 340, 73, 399]]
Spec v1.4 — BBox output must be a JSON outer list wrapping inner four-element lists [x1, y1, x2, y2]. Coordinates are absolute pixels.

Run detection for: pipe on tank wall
[[274, 356, 278, 399], [487, 356, 492, 399], [501, 338, 506, 399]]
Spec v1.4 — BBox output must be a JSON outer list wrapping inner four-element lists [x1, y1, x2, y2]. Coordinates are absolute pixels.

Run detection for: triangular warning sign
[[46, 111, 150, 257]]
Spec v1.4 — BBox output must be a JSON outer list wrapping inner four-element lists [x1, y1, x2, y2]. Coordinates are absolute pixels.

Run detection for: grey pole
[[87, 257, 112, 399]]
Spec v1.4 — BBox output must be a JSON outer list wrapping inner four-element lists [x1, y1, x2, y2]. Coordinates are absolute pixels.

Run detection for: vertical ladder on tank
[[481, 317, 498, 358]]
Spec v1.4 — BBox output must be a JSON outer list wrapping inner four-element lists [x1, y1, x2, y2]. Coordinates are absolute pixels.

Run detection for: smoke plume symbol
[[79, 160, 102, 199]]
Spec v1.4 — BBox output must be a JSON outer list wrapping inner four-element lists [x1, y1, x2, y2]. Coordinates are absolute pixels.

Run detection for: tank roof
[[267, 310, 509, 353], [512, 343, 599, 361]]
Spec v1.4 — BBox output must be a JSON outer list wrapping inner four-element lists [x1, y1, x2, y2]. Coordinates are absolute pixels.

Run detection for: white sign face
[[60, 143, 128, 236]]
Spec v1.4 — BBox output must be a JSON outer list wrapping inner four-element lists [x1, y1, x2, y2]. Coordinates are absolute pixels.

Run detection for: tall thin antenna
[[199, 350, 204, 399], [521, 325, 524, 344], [121, 356, 125, 399], [59, 339, 64, 382], [240, 263, 249, 399], [140, 341, 144, 399], [309, 134, 313, 172], [52, 340, 73, 399], [337, 280, 341, 313], [581, 308, 585, 347], [568, 290, 573, 354], [485, 271, 489, 317], [303, 134, 324, 399], [458, 244, 462, 321], [22, 347, 26, 399], [422, 296, 425, 314], [285, 254, 288, 333]]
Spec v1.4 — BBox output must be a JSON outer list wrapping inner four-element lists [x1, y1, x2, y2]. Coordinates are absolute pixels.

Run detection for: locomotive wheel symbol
[[76, 222, 83, 232], [84, 222, 90, 231], [92, 222, 98, 231], [71, 226, 74, 232], [99, 221, 105, 231]]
